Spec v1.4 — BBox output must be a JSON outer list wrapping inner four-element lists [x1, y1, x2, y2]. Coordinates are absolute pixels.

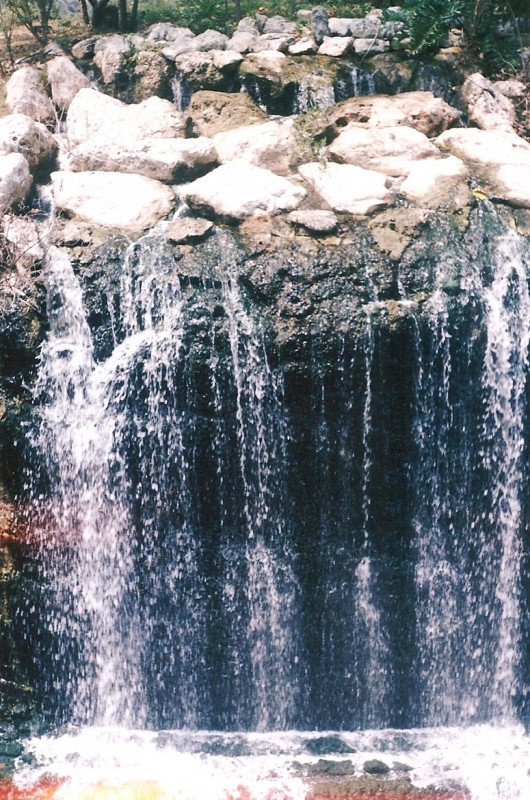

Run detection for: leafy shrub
[[386, 0, 523, 74]]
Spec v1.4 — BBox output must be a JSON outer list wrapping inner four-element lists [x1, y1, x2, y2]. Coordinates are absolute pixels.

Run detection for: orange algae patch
[[0, 777, 64, 800]]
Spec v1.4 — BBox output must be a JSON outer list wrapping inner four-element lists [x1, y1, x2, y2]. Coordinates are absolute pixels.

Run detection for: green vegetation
[[0, 0, 528, 77], [386, 0, 527, 74]]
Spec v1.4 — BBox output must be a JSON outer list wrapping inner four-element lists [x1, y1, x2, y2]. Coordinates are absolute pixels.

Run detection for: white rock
[[370, 91, 460, 136], [299, 161, 391, 215], [460, 72, 515, 132], [5, 66, 55, 126], [287, 209, 338, 233], [66, 88, 187, 146], [318, 36, 352, 56], [328, 18, 354, 36], [161, 38, 198, 59], [213, 119, 295, 173], [46, 56, 90, 113], [436, 128, 530, 167], [399, 156, 468, 205], [288, 37, 318, 55], [0, 113, 58, 171], [328, 125, 439, 176], [93, 35, 132, 85], [51, 171, 175, 233], [194, 29, 229, 50], [253, 33, 294, 52], [179, 160, 306, 220], [212, 50, 244, 71], [3, 214, 44, 266], [66, 137, 217, 182], [349, 19, 379, 37], [146, 24, 194, 42], [0, 153, 32, 209], [227, 31, 258, 53], [243, 51, 286, 73], [492, 165, 530, 207], [353, 38, 389, 55], [166, 217, 213, 243], [492, 79, 526, 99]]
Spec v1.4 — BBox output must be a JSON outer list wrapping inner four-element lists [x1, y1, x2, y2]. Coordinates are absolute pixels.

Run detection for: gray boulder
[[0, 114, 58, 172], [311, 6, 330, 45], [0, 154, 32, 209], [47, 56, 90, 113], [6, 67, 55, 126]]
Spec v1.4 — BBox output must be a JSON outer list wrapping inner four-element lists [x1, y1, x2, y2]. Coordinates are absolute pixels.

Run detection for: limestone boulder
[[187, 91, 267, 137], [253, 33, 295, 52], [51, 171, 175, 233], [353, 38, 390, 55], [0, 154, 32, 209], [66, 137, 217, 182], [227, 31, 259, 54], [166, 217, 214, 243], [212, 119, 296, 173], [349, 18, 379, 37], [328, 125, 439, 176], [71, 36, 97, 59], [436, 128, 530, 167], [298, 161, 391, 215], [328, 18, 354, 36], [179, 160, 306, 221], [66, 89, 187, 146], [263, 16, 296, 34], [46, 56, 90, 113], [241, 50, 287, 76], [93, 35, 132, 85], [287, 209, 338, 233], [5, 67, 55, 126], [491, 165, 530, 208], [146, 24, 194, 43], [172, 51, 228, 91], [194, 29, 229, 51], [0, 114, 58, 172], [318, 37, 352, 57], [311, 7, 330, 45], [133, 50, 170, 102], [321, 92, 460, 139], [3, 215, 44, 267], [288, 38, 318, 55], [460, 72, 515, 132], [398, 156, 469, 207]]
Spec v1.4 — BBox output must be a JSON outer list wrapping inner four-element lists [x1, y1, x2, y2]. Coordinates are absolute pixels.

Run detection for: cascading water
[[411, 219, 530, 726], [11, 208, 530, 799], [27, 232, 300, 731]]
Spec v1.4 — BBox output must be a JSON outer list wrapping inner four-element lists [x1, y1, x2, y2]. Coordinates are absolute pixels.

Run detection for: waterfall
[[27, 236, 300, 730], [29, 247, 144, 726], [412, 219, 530, 725], [21, 209, 530, 736]]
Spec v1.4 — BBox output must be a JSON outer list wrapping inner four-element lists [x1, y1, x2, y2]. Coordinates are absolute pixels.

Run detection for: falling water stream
[[7, 212, 530, 798]]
